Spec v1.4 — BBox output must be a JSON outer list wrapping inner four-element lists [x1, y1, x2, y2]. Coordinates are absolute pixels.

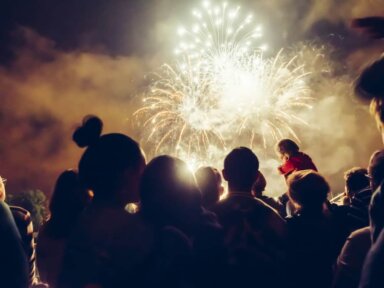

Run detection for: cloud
[[0, 27, 155, 195], [1, 0, 384, 198]]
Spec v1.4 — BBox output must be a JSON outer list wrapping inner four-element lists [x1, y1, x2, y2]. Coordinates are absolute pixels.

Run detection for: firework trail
[[134, 0, 314, 167]]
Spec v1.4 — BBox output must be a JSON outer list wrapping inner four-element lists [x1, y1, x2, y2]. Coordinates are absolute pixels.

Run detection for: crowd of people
[[1, 16, 384, 288]]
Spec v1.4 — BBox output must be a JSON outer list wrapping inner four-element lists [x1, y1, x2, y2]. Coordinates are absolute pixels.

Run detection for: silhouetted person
[[276, 139, 318, 216], [342, 167, 372, 229], [195, 166, 224, 209], [37, 170, 91, 287], [252, 171, 284, 215], [359, 152, 384, 288], [0, 175, 38, 287], [212, 147, 287, 288], [353, 29, 384, 288], [333, 151, 384, 288], [140, 156, 225, 287], [359, 177, 384, 288], [367, 150, 384, 242], [59, 116, 154, 288], [0, 176, 28, 288], [286, 170, 349, 288]]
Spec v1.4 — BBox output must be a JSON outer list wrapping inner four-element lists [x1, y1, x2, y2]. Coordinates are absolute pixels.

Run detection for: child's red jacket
[[278, 152, 318, 177]]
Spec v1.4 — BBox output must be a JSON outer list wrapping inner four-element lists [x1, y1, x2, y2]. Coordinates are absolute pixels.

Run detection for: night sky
[[0, 0, 383, 196]]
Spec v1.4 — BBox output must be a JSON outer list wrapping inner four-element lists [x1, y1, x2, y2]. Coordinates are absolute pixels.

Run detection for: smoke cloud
[[0, 27, 154, 196], [1, 0, 384, 198]]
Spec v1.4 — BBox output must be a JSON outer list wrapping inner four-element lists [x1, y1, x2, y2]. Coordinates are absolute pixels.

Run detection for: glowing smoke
[[135, 1, 316, 175]]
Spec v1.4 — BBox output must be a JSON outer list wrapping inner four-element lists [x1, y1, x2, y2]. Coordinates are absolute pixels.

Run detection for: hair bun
[[73, 115, 103, 148]]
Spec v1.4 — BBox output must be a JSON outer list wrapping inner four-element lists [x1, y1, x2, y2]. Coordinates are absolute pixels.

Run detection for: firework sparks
[[134, 62, 226, 157], [134, 0, 315, 166]]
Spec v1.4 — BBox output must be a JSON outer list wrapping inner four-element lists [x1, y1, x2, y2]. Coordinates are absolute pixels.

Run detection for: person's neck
[[92, 196, 126, 209], [228, 186, 252, 195], [298, 207, 323, 217]]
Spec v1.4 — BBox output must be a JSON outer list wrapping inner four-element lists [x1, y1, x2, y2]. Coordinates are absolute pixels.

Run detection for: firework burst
[[134, 1, 315, 165], [134, 62, 226, 157]]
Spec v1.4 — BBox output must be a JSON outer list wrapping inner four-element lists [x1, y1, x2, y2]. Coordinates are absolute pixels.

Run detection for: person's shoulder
[[211, 197, 232, 213], [349, 226, 371, 242]]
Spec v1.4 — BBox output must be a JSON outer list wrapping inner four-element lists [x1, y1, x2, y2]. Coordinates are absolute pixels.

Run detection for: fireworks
[[174, 0, 267, 73], [134, 0, 315, 166]]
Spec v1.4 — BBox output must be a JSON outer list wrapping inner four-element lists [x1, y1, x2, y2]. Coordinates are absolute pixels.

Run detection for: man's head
[[223, 147, 259, 192], [195, 166, 224, 208], [368, 150, 384, 191], [344, 167, 370, 198], [287, 170, 330, 212], [252, 172, 267, 198], [368, 150, 384, 242], [355, 57, 384, 143]]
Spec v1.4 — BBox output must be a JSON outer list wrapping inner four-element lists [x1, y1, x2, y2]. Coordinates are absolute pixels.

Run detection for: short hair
[[252, 172, 267, 197], [368, 150, 384, 190], [140, 156, 202, 227], [287, 170, 330, 210], [355, 56, 384, 102], [195, 166, 222, 208], [344, 167, 370, 195], [355, 57, 384, 129], [276, 139, 300, 157], [224, 147, 259, 191]]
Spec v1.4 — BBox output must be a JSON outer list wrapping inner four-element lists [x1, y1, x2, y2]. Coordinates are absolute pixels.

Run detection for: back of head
[[73, 116, 144, 204], [368, 150, 384, 242], [276, 139, 300, 157], [195, 166, 222, 208], [355, 57, 384, 133], [287, 170, 330, 212], [355, 56, 384, 102], [223, 147, 259, 192], [140, 155, 202, 228], [48, 170, 90, 236], [252, 171, 267, 198], [368, 150, 384, 191], [344, 167, 370, 196]]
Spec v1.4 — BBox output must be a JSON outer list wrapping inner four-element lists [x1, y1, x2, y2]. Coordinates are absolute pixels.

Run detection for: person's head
[[369, 188, 384, 243], [344, 167, 370, 198], [355, 57, 384, 143], [73, 116, 145, 206], [195, 166, 224, 208], [0, 176, 6, 201], [368, 150, 384, 191], [252, 171, 267, 198], [223, 147, 259, 192], [368, 150, 384, 241], [140, 155, 202, 230], [49, 170, 90, 220], [276, 139, 300, 159], [287, 170, 330, 213]]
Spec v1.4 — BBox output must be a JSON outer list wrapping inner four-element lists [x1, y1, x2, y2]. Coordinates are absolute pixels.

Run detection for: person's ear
[[254, 170, 260, 181], [219, 185, 225, 196], [222, 169, 228, 181]]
